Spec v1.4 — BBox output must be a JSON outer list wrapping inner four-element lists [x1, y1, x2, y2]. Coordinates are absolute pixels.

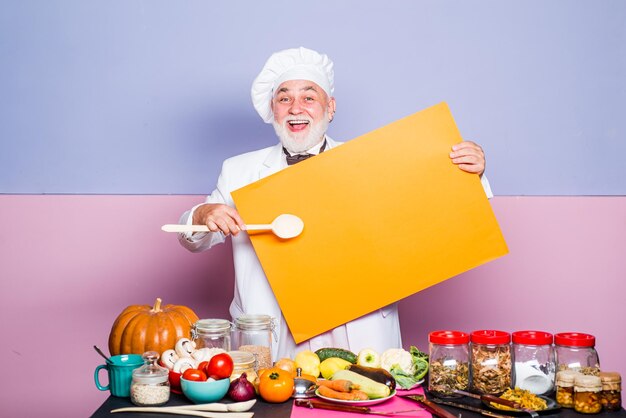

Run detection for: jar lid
[[556, 370, 580, 385], [471, 329, 510, 345], [554, 332, 595, 347], [512, 330, 553, 346], [429, 330, 470, 345], [228, 350, 256, 366], [234, 314, 273, 330], [133, 351, 169, 384], [599, 371, 621, 384], [574, 374, 602, 390], [194, 318, 232, 333]]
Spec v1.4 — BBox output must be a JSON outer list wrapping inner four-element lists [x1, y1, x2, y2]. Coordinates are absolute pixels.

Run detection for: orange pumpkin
[[108, 298, 199, 356]]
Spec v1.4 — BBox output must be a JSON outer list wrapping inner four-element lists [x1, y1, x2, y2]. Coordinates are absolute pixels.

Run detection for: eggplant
[[347, 364, 396, 392]]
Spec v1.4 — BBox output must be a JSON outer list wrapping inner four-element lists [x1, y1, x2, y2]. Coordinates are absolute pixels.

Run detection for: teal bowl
[[180, 377, 230, 404]]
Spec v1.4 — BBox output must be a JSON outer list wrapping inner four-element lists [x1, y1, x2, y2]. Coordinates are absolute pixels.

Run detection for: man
[[178, 47, 491, 360]]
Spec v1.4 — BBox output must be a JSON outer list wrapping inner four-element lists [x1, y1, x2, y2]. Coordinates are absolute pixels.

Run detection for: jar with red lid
[[428, 330, 470, 396], [470, 330, 511, 394], [555, 332, 600, 375], [512, 330, 555, 395]]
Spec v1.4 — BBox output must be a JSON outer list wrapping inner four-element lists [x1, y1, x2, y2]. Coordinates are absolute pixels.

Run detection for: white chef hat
[[251, 47, 334, 123]]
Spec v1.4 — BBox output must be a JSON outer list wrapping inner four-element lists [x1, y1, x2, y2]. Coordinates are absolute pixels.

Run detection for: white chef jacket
[[178, 137, 493, 360]]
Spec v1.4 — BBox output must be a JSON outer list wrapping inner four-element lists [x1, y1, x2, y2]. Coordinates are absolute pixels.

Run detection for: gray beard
[[272, 112, 329, 153]]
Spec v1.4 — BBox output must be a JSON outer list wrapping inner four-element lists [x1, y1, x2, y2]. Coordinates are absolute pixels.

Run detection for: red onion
[[228, 372, 256, 401]]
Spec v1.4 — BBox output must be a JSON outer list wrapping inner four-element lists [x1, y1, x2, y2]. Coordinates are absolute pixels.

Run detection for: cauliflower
[[380, 348, 416, 375]]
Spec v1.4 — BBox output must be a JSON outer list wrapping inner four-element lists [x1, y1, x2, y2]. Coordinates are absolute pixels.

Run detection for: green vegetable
[[331, 369, 391, 399], [347, 364, 396, 392], [315, 347, 357, 364], [388, 346, 429, 389]]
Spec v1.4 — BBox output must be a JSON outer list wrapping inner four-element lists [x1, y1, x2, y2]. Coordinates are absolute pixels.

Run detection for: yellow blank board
[[232, 102, 508, 343]]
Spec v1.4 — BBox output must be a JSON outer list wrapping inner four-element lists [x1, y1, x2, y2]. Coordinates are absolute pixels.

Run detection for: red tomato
[[182, 368, 207, 382], [198, 361, 210, 375], [206, 353, 234, 380]]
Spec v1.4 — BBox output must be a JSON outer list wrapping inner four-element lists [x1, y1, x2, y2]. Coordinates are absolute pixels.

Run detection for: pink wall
[[0, 195, 624, 417]]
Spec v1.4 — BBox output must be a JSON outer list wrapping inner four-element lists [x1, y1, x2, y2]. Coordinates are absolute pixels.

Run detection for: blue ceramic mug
[[94, 354, 143, 397]]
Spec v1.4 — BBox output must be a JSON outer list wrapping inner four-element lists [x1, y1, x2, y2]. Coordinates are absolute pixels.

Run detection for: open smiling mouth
[[288, 120, 310, 131]]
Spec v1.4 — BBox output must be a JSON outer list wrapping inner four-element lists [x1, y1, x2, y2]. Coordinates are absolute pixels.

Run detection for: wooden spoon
[[161, 214, 304, 239], [111, 399, 256, 415]]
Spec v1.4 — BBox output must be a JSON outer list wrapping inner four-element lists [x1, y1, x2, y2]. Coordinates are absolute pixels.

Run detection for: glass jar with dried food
[[232, 314, 275, 370], [512, 330, 555, 395], [130, 351, 170, 406], [228, 350, 258, 383], [554, 332, 600, 375], [599, 371, 621, 412], [556, 369, 580, 408], [574, 374, 603, 414], [470, 329, 511, 395], [191, 318, 232, 351], [428, 330, 470, 396]]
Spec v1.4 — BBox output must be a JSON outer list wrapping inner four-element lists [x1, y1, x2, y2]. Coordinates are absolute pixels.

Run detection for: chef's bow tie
[[283, 140, 327, 165]]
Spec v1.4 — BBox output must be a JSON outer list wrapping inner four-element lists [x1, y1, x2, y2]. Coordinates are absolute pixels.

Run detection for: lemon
[[320, 357, 352, 379], [295, 350, 321, 378]]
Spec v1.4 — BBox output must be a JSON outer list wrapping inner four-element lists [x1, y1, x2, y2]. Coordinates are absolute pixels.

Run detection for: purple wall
[[1, 1, 625, 195], [2, 1, 625, 417], [0, 195, 624, 417]]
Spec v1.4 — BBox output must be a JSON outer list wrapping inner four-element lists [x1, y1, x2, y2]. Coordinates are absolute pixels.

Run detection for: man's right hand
[[192, 203, 246, 236]]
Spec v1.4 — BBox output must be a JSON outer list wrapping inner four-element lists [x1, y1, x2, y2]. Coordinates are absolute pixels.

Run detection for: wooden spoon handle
[[243, 224, 272, 231], [161, 224, 272, 233], [161, 224, 210, 233], [111, 406, 253, 418]]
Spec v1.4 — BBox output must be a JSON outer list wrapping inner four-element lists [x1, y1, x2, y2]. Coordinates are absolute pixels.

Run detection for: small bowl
[[169, 370, 182, 394], [180, 377, 230, 404]]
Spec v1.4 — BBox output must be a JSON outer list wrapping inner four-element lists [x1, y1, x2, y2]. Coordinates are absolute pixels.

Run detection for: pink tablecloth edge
[[290, 386, 433, 418]]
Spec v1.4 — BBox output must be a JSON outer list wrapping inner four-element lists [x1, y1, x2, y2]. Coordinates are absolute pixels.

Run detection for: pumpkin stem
[[152, 297, 162, 312]]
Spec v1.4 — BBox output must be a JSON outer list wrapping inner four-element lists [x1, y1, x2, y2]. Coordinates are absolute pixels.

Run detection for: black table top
[[91, 392, 291, 418], [92, 392, 625, 418]]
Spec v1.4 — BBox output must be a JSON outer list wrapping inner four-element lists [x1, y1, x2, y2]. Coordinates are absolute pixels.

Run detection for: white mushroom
[[160, 349, 179, 370], [174, 338, 196, 358], [191, 348, 212, 362], [173, 356, 197, 373], [192, 347, 227, 363]]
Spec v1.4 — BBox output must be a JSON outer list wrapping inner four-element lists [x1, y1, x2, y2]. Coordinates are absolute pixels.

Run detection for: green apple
[[357, 348, 381, 368]]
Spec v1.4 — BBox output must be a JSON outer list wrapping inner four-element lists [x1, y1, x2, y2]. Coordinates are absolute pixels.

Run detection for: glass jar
[[228, 350, 258, 384], [511, 330, 555, 395], [470, 330, 511, 394], [556, 370, 580, 408], [130, 351, 170, 406], [554, 332, 600, 375], [191, 318, 232, 351], [232, 314, 275, 370], [428, 330, 470, 396], [574, 374, 602, 414], [599, 371, 621, 412]]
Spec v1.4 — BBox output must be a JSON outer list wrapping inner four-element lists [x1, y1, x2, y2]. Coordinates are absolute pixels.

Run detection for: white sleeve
[[480, 174, 494, 199], [177, 171, 230, 252]]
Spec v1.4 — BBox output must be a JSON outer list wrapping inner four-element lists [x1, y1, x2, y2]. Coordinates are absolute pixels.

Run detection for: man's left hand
[[450, 140, 485, 176]]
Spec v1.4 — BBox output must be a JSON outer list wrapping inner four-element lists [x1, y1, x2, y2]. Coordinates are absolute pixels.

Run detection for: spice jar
[[599, 372, 621, 412], [232, 314, 275, 370], [470, 329, 511, 394], [130, 351, 170, 406], [574, 374, 603, 414], [556, 369, 580, 408], [554, 332, 600, 375], [428, 330, 470, 396], [511, 330, 555, 395], [191, 318, 232, 351], [228, 350, 258, 384]]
